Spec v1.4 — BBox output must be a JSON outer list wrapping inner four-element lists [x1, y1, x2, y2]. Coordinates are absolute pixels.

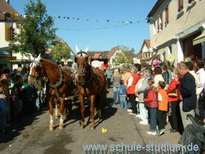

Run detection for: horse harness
[[30, 61, 73, 101]]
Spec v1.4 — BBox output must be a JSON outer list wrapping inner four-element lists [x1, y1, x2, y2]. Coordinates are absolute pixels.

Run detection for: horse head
[[75, 55, 89, 76], [28, 54, 44, 85]]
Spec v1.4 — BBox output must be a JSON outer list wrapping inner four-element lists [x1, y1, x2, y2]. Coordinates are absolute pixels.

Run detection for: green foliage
[[50, 37, 71, 62], [113, 52, 129, 65], [13, 0, 56, 56], [120, 46, 135, 64]]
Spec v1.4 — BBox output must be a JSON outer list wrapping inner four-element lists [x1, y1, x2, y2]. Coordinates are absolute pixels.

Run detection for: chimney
[[5, 0, 10, 4]]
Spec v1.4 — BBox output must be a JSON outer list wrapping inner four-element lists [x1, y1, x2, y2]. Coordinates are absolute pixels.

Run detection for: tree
[[13, 0, 56, 56], [50, 37, 71, 62], [113, 52, 129, 66], [120, 45, 135, 64]]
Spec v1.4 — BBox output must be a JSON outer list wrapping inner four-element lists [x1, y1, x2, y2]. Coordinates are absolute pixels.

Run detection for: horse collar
[[49, 66, 64, 89]]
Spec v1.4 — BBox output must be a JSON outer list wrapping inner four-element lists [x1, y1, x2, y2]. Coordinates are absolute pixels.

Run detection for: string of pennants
[[53, 15, 148, 24], [46, 15, 148, 31], [1, 11, 149, 31]]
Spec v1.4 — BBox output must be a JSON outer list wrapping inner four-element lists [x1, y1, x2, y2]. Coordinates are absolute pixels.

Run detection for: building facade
[[0, 0, 25, 70], [138, 39, 154, 64], [148, 0, 205, 65]]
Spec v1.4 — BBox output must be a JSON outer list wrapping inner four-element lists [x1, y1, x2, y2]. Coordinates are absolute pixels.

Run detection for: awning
[[193, 30, 205, 45]]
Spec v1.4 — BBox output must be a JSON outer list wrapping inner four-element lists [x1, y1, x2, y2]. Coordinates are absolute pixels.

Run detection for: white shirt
[[189, 70, 198, 94], [127, 76, 133, 89], [154, 74, 164, 88], [196, 68, 205, 94]]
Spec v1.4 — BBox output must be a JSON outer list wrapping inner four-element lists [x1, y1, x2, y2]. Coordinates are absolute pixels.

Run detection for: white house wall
[[0, 22, 17, 49], [0, 22, 7, 48], [149, 0, 205, 64]]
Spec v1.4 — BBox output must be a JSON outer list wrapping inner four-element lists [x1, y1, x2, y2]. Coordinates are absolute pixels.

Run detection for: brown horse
[[28, 55, 75, 130], [75, 51, 107, 129]]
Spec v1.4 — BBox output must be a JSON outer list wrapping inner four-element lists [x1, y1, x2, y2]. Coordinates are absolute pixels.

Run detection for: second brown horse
[[75, 51, 107, 129]]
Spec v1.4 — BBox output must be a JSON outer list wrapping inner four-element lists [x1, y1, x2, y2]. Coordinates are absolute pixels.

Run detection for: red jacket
[[144, 86, 158, 108], [166, 77, 181, 102], [126, 73, 140, 94]]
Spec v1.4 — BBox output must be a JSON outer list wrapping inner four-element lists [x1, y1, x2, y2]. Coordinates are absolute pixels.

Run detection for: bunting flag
[[0, 11, 149, 24], [52, 15, 148, 24], [1, 11, 151, 31]]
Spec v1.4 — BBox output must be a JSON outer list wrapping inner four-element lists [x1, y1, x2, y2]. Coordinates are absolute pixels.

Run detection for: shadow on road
[[64, 97, 118, 129], [0, 110, 46, 146]]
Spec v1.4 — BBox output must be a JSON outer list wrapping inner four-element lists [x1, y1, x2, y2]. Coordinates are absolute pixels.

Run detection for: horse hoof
[[55, 116, 59, 119], [59, 125, 64, 129], [49, 125, 54, 131], [90, 126, 95, 130], [81, 125, 85, 129]]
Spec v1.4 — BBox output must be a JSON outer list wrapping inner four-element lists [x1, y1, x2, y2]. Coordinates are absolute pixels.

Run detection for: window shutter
[[5, 25, 11, 41]]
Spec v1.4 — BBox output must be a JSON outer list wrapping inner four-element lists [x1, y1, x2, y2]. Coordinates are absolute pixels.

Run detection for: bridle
[[76, 56, 93, 87], [28, 61, 43, 85]]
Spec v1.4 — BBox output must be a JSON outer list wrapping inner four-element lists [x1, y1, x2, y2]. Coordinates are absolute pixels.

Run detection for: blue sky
[[10, 0, 157, 53]]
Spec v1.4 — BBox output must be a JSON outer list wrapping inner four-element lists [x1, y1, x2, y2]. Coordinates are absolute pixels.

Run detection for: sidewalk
[[107, 86, 181, 147]]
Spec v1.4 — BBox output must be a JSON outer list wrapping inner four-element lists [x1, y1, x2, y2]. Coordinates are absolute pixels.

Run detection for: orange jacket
[[158, 89, 168, 111]]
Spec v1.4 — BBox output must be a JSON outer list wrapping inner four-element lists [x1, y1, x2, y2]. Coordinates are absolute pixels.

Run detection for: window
[[160, 13, 163, 31], [5, 25, 15, 41], [178, 0, 183, 12], [157, 18, 159, 33], [157, 14, 163, 32], [165, 6, 169, 27]]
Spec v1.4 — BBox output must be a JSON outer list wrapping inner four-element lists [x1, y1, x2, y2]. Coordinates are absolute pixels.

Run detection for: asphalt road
[[0, 87, 181, 154]]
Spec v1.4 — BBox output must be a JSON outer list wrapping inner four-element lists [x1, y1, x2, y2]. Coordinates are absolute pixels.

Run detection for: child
[[144, 78, 158, 135], [0, 87, 8, 133], [157, 81, 169, 136], [119, 80, 127, 108]]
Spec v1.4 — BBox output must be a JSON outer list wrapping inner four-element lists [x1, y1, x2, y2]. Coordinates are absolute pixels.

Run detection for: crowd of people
[[105, 58, 205, 151], [0, 64, 45, 133], [0, 56, 205, 151]]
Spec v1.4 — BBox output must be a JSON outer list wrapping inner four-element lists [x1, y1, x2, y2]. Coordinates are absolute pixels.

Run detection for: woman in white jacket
[[135, 69, 152, 125], [195, 59, 205, 119]]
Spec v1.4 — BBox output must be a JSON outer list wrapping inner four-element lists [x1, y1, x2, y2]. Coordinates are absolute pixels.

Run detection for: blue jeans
[[113, 86, 120, 104], [36, 91, 43, 110], [149, 108, 157, 132], [119, 95, 127, 108], [0, 98, 8, 130]]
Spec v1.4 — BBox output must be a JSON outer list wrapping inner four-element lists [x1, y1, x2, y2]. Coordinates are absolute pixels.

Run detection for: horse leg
[[55, 99, 59, 119], [49, 98, 54, 131], [79, 95, 85, 128], [90, 95, 95, 130], [59, 99, 64, 129]]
